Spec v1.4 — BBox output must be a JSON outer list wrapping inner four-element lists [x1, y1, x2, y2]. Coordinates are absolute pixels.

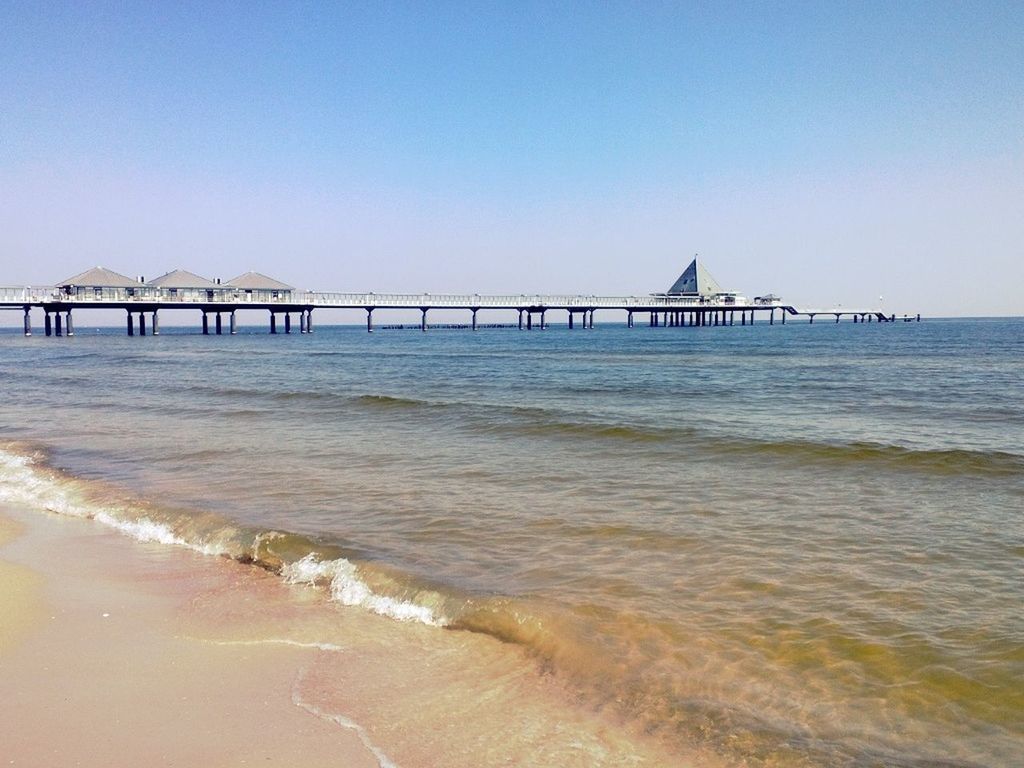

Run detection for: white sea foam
[[0, 446, 227, 556], [195, 637, 347, 653], [291, 668, 399, 768], [2, 446, 439, 628], [283, 553, 445, 627]]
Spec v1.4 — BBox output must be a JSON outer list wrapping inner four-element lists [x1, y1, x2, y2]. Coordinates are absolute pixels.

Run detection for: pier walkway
[[0, 286, 914, 337]]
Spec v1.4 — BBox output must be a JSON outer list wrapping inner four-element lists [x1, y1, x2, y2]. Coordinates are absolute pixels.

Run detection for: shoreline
[[0, 502, 693, 767]]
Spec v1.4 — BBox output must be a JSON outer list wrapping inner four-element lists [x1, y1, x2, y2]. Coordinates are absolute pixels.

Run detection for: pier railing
[[2, 285, 773, 310]]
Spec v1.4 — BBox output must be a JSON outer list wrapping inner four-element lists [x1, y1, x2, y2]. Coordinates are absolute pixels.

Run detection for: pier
[[0, 260, 919, 337]]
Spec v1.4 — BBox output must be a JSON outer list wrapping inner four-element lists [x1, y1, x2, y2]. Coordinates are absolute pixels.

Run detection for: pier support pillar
[[782, 311, 786, 324], [749, 311, 754, 325], [127, 311, 134, 337], [284, 314, 291, 334], [306, 310, 314, 333], [65, 311, 74, 336], [299, 311, 307, 334], [44, 312, 52, 337], [835, 314, 840, 323], [270, 313, 277, 334], [916, 314, 920, 322], [420, 308, 428, 332], [201, 313, 209, 335], [526, 312, 532, 330], [151, 311, 159, 335], [215, 313, 222, 335], [366, 308, 373, 333], [23, 307, 31, 336], [540, 309, 546, 330], [568, 311, 574, 329], [230, 310, 237, 335], [471, 308, 478, 331], [809, 314, 814, 324], [518, 310, 524, 330], [54, 312, 63, 337], [589, 310, 594, 329], [139, 312, 146, 336], [627, 311, 633, 328]]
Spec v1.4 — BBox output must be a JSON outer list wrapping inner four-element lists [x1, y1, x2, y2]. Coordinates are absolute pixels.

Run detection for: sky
[[1, 1, 1022, 319]]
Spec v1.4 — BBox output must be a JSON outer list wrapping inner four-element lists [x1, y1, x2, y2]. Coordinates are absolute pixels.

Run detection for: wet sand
[[0, 504, 694, 768]]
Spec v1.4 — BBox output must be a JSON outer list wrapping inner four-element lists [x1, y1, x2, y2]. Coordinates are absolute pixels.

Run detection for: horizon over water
[[1, 318, 1021, 766]]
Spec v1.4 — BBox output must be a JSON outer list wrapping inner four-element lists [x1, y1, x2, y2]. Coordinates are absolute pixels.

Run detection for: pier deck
[[0, 286, 915, 337]]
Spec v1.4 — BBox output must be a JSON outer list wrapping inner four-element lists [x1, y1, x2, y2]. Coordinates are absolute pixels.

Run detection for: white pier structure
[[0, 259, 918, 337]]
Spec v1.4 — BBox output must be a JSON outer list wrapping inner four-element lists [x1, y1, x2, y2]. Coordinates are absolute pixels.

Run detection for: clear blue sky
[[2, 1, 1022, 317]]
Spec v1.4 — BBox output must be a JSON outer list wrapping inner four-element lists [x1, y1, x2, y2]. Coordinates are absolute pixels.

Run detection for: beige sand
[[0, 504, 700, 767], [0, 507, 380, 768]]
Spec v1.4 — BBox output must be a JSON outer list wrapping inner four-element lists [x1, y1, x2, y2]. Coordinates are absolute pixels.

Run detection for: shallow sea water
[[1, 317, 1021, 766]]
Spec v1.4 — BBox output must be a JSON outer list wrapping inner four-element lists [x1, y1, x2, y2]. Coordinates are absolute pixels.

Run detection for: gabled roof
[[57, 266, 140, 288], [226, 271, 294, 291], [666, 257, 725, 296], [147, 269, 220, 289]]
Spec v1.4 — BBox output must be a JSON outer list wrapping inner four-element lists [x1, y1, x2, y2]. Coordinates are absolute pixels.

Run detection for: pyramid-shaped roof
[[226, 271, 293, 291], [57, 266, 140, 288], [147, 269, 220, 289], [666, 257, 724, 296]]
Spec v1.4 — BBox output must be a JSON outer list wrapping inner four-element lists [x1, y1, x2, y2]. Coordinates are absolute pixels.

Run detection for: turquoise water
[[1, 317, 1021, 766]]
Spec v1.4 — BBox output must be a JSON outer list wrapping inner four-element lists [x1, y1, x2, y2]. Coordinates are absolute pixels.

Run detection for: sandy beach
[[0, 502, 689, 768]]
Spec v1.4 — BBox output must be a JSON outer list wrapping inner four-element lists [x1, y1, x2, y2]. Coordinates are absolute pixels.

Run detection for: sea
[[1, 316, 1021, 767]]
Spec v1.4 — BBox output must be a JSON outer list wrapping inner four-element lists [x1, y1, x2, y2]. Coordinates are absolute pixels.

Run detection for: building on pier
[[226, 272, 294, 303], [57, 266, 145, 301], [661, 257, 747, 306], [146, 269, 223, 302]]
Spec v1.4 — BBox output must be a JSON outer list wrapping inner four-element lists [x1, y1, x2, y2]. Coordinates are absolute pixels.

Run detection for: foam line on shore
[[291, 667, 400, 768]]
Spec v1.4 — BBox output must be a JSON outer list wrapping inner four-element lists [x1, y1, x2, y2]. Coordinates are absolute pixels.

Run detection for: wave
[[0, 442, 453, 628], [716, 438, 1024, 478], [0, 440, 1013, 767]]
